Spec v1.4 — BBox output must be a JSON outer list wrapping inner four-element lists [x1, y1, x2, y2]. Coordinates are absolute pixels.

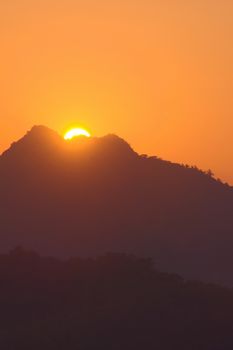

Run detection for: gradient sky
[[1, 0, 233, 182]]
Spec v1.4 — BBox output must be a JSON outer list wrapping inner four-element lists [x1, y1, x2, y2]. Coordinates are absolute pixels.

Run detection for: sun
[[64, 128, 91, 140]]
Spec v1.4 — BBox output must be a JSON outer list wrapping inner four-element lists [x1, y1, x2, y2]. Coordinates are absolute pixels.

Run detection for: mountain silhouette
[[1, 125, 233, 285], [0, 249, 233, 349]]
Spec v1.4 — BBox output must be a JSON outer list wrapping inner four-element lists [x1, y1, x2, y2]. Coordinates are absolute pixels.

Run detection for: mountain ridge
[[2, 125, 230, 186], [0, 126, 233, 286]]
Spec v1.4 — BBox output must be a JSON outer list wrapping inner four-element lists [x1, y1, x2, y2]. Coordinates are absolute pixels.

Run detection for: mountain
[[1, 249, 233, 349], [1, 125, 233, 285]]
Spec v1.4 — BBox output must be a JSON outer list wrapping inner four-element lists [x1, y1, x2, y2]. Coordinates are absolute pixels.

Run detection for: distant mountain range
[[1, 125, 233, 286]]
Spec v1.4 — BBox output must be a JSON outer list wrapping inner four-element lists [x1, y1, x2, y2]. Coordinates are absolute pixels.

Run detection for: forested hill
[[0, 126, 233, 286], [0, 248, 233, 349]]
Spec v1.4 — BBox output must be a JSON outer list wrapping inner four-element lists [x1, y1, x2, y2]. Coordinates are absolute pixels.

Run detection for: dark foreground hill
[[0, 248, 233, 350], [1, 126, 233, 285]]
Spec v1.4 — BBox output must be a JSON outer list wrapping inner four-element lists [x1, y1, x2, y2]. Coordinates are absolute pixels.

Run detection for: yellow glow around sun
[[64, 128, 91, 140]]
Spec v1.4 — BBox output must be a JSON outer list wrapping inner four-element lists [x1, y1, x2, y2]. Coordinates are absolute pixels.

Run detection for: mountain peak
[[28, 124, 60, 137], [91, 134, 138, 159], [1, 125, 63, 161], [24, 125, 62, 144], [1, 126, 138, 165]]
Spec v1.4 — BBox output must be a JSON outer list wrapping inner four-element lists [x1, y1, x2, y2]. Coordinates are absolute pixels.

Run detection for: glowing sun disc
[[64, 128, 91, 140]]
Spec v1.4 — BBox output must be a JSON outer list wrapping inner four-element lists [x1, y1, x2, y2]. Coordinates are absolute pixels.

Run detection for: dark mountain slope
[[0, 126, 233, 285]]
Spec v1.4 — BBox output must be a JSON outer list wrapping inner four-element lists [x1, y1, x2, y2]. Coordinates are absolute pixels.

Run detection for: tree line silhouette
[[0, 247, 233, 349]]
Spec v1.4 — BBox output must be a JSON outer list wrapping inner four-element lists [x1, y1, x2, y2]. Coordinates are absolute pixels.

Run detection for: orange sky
[[1, 0, 233, 183]]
